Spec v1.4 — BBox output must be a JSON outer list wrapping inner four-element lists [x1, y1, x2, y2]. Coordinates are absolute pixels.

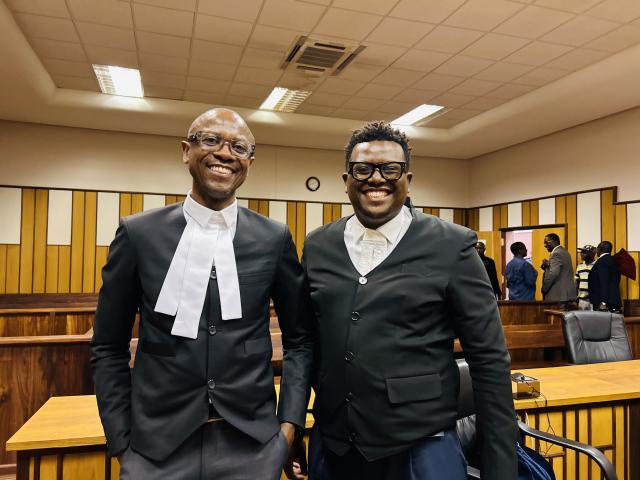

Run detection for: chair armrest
[[518, 420, 617, 480], [466, 465, 481, 479]]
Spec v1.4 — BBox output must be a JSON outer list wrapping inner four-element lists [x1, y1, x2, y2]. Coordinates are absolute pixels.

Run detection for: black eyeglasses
[[187, 131, 255, 159], [348, 162, 407, 181]]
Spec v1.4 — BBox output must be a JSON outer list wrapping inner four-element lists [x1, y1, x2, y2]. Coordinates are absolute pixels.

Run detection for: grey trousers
[[120, 421, 289, 480]]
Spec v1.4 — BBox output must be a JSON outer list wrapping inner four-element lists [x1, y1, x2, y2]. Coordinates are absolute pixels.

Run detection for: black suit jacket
[[302, 211, 517, 479], [91, 203, 313, 460], [588, 254, 621, 309], [481, 255, 501, 297]]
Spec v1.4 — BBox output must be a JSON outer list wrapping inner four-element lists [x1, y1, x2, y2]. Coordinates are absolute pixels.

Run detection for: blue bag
[[517, 443, 555, 480]]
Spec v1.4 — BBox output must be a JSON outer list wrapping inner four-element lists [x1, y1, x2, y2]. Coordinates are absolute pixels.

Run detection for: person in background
[[475, 241, 502, 300], [504, 242, 537, 300], [541, 233, 576, 309], [589, 241, 622, 312], [575, 245, 596, 310]]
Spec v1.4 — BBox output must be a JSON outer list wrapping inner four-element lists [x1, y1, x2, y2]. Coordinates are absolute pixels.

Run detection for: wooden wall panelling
[[556, 196, 566, 224], [45, 246, 58, 293], [32, 190, 48, 294], [629, 252, 639, 300], [432, 208, 440, 217], [295, 202, 306, 258], [522, 201, 531, 226], [94, 247, 109, 292], [493, 205, 501, 231], [615, 203, 628, 299], [70, 192, 85, 293], [500, 204, 508, 229], [454, 209, 465, 225], [165, 195, 177, 205], [601, 189, 615, 247], [119, 193, 131, 218], [530, 200, 539, 226], [19, 189, 35, 293], [322, 204, 332, 224], [57, 246, 71, 294], [0, 245, 6, 294], [82, 192, 97, 293], [258, 200, 269, 217], [331, 204, 341, 222], [248, 199, 259, 213], [566, 194, 577, 268], [130, 194, 143, 215]]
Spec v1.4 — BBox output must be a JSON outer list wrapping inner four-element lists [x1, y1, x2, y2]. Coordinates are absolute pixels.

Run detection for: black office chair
[[561, 311, 633, 364], [455, 359, 617, 479]]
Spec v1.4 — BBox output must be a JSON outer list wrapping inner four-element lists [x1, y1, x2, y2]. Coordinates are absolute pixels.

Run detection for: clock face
[[306, 176, 320, 192]]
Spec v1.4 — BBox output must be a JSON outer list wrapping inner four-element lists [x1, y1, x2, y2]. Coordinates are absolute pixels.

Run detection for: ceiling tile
[[51, 74, 100, 91], [277, 71, 322, 90], [585, 0, 640, 22], [425, 117, 459, 128], [392, 88, 440, 103], [332, 0, 397, 16], [307, 92, 351, 107], [435, 55, 494, 76], [439, 108, 483, 120], [365, 18, 434, 48], [140, 70, 186, 88], [389, 0, 466, 24], [543, 48, 609, 70], [136, 31, 190, 58], [84, 45, 139, 68], [317, 77, 366, 95], [198, 0, 262, 22], [144, 85, 184, 99], [67, 0, 133, 28], [430, 92, 476, 107], [373, 68, 424, 87], [356, 43, 407, 67], [258, 0, 326, 31], [631, 17, 640, 27], [228, 83, 272, 98], [534, 0, 601, 14], [314, 8, 381, 41], [355, 83, 404, 99], [5, 0, 69, 18], [189, 60, 236, 80], [493, 5, 574, 39], [295, 104, 336, 116], [485, 83, 535, 99], [185, 76, 230, 94], [15, 13, 79, 42], [503, 41, 572, 66], [194, 14, 253, 45], [460, 33, 530, 60], [134, 0, 197, 12], [463, 96, 507, 110], [133, 3, 194, 37], [342, 96, 385, 110], [379, 100, 418, 115], [139, 52, 189, 74], [414, 26, 484, 54], [41, 58, 93, 77], [333, 108, 371, 120], [474, 62, 533, 82], [367, 111, 393, 121], [248, 25, 303, 53], [449, 78, 502, 95], [29, 38, 86, 62], [191, 40, 243, 64], [76, 22, 135, 50], [183, 91, 226, 104], [338, 62, 386, 82], [585, 25, 640, 53], [224, 95, 262, 109], [240, 48, 283, 70], [412, 73, 465, 91], [512, 67, 568, 86], [541, 16, 619, 47], [444, 0, 524, 31], [302, 0, 332, 4], [392, 49, 451, 72], [234, 66, 283, 87]]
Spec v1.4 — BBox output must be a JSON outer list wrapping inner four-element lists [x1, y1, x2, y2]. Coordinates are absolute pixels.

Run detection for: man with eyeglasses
[[92, 108, 313, 479], [301, 121, 517, 480]]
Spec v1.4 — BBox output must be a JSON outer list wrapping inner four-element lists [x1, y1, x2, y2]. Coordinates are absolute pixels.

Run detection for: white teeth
[[210, 165, 233, 175], [366, 190, 388, 198]]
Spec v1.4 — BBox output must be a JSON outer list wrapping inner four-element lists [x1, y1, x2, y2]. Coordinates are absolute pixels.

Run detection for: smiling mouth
[[364, 189, 390, 199], [208, 164, 234, 176]]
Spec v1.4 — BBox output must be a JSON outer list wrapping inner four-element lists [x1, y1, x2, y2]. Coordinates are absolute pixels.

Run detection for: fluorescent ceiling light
[[391, 104, 445, 126], [93, 65, 144, 98], [259, 87, 312, 113]]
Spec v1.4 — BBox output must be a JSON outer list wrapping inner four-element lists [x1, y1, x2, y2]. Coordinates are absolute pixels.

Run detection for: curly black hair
[[344, 121, 411, 170]]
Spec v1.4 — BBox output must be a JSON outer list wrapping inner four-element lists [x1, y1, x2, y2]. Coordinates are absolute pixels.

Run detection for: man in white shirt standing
[[301, 121, 517, 480], [92, 108, 312, 479]]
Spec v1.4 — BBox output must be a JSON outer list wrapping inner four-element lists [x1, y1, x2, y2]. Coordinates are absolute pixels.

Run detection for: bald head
[[188, 108, 255, 145]]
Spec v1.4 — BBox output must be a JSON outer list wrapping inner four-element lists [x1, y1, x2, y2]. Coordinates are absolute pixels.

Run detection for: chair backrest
[[561, 311, 633, 364], [456, 359, 479, 467]]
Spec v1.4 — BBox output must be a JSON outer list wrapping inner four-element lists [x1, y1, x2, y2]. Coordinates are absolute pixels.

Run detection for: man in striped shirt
[[575, 245, 596, 310]]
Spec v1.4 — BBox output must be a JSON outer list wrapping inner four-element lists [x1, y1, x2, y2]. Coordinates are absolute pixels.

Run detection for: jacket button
[[344, 351, 355, 362], [207, 379, 216, 390], [351, 311, 360, 322], [347, 431, 358, 442], [346, 392, 354, 403], [358, 276, 367, 285], [210, 267, 217, 280], [208, 325, 217, 335]]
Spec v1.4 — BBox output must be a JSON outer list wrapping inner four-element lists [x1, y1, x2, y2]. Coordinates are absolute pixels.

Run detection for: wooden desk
[[514, 360, 640, 480]]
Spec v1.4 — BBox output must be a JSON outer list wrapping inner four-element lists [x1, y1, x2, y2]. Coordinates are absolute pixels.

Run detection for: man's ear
[[342, 173, 348, 193], [406, 171, 413, 184], [181, 141, 191, 165]]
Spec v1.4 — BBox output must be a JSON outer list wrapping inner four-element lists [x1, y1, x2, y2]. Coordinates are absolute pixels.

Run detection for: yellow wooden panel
[[530, 200, 539, 226], [615, 204, 628, 299], [83, 191, 97, 292], [286, 201, 297, 236], [130, 193, 143, 214], [38, 455, 58, 479], [500, 204, 508, 229], [32, 189, 49, 293], [177, 195, 186, 203], [432, 208, 440, 217], [45, 245, 59, 293], [615, 406, 625, 475], [322, 204, 332, 224], [119, 193, 132, 218], [565, 409, 576, 480], [577, 408, 589, 476], [62, 451, 106, 480], [58, 245, 71, 293], [248, 199, 259, 213], [522, 201, 531, 226], [532, 227, 566, 301], [332, 204, 341, 221], [258, 199, 269, 217], [628, 252, 639, 300], [493, 206, 501, 230], [0, 244, 6, 293], [556, 196, 566, 224], [601, 189, 615, 249], [70, 191, 85, 293], [453, 209, 464, 225], [94, 246, 108, 293], [6, 244, 21, 293], [566, 194, 577, 268], [590, 406, 612, 447], [295, 202, 306, 259], [165, 195, 176, 205], [19, 188, 35, 293]]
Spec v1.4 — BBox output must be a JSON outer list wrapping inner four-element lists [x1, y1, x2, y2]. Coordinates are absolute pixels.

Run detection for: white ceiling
[[1, 0, 640, 158]]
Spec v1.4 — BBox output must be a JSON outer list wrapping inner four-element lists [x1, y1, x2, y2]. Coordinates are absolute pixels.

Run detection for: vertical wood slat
[[165, 195, 177, 205], [6, 245, 20, 293], [45, 245, 59, 293], [500, 204, 508, 229], [615, 204, 628, 299], [556, 196, 567, 224], [322, 204, 332, 224], [601, 189, 615, 248], [432, 208, 440, 217], [493, 205, 501, 231], [258, 200, 269, 217], [522, 201, 531, 226], [0, 245, 6, 293], [248, 199, 260, 213], [95, 246, 109, 292], [120, 193, 132, 218], [58, 245, 71, 293], [131, 194, 143, 215], [530, 200, 539, 226], [295, 202, 306, 259], [70, 191, 85, 293], [629, 252, 640, 300], [454, 209, 465, 225], [83, 192, 97, 293], [566, 194, 577, 267], [331, 204, 341, 221], [19, 188, 35, 293], [32, 189, 48, 293], [286, 201, 297, 238]]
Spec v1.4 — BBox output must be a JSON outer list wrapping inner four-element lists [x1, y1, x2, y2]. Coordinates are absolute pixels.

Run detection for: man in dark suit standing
[[589, 240, 622, 312], [91, 108, 312, 479], [541, 233, 576, 309], [302, 121, 517, 480], [474, 241, 502, 299]]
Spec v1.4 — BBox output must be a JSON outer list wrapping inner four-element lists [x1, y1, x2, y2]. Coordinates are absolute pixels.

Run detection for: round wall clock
[[306, 176, 320, 192]]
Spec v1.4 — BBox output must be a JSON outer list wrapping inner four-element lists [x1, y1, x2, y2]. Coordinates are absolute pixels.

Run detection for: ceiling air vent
[[281, 36, 366, 77]]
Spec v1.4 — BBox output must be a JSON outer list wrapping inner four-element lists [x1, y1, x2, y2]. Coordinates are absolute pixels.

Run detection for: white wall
[[0, 120, 470, 207]]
